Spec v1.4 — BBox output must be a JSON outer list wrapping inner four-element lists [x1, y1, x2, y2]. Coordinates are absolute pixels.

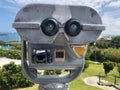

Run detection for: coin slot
[[54, 49, 65, 61]]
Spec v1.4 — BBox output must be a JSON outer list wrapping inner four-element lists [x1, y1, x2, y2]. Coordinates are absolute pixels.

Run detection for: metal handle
[[13, 22, 105, 31], [13, 22, 40, 29], [82, 24, 105, 31]]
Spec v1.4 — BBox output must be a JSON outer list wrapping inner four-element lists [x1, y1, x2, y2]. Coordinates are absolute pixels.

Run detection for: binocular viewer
[[13, 3, 105, 89]]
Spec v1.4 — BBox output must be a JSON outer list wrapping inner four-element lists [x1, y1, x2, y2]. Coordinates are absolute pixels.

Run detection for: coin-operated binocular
[[13, 3, 105, 90]]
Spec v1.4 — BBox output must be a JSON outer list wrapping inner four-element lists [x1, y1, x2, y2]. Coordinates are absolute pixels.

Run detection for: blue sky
[[0, 0, 120, 35]]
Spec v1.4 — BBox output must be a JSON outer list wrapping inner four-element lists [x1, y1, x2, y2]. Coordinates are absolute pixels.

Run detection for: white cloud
[[5, 0, 112, 11], [5, 0, 120, 35], [108, 0, 120, 8], [102, 10, 120, 35], [0, 4, 20, 13], [1, 5, 19, 12]]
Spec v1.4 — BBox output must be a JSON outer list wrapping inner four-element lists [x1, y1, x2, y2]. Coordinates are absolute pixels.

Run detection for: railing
[[97, 72, 120, 90]]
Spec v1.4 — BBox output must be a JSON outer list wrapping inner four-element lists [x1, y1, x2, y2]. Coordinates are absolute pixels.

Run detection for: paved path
[[0, 57, 21, 67], [84, 76, 117, 90]]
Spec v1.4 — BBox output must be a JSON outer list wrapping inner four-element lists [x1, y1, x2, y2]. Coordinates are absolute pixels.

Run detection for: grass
[[16, 61, 120, 90], [69, 62, 103, 90], [14, 84, 38, 90], [99, 67, 120, 85]]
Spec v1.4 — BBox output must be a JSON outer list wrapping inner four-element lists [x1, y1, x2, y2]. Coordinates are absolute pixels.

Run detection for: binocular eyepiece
[[41, 18, 59, 36], [41, 18, 82, 36]]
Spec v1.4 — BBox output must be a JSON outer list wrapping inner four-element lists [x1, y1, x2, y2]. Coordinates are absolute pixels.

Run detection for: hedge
[[0, 49, 21, 59]]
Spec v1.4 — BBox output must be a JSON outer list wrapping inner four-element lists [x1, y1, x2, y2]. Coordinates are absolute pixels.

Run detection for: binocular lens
[[41, 18, 59, 36], [46, 23, 55, 31], [65, 19, 82, 36], [33, 50, 52, 64], [34, 51, 47, 63]]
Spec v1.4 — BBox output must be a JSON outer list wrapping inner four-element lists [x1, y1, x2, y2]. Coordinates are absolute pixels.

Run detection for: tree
[[0, 71, 11, 90], [44, 70, 62, 75], [117, 63, 120, 76], [90, 50, 104, 62], [103, 61, 114, 76], [110, 36, 120, 49], [85, 46, 92, 60], [0, 62, 34, 89], [96, 38, 110, 48], [83, 60, 90, 72], [104, 48, 120, 62]]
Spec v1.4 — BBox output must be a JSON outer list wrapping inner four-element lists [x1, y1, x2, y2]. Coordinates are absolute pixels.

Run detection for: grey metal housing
[[13, 4, 105, 44], [13, 3, 105, 89]]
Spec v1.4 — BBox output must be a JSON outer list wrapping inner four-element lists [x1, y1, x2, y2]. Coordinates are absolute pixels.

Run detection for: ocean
[[0, 33, 20, 42]]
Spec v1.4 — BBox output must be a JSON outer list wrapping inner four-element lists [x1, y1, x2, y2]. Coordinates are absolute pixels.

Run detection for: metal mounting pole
[[39, 83, 69, 90]]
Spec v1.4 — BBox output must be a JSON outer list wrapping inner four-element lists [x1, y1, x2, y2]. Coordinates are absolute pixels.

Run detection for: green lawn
[[16, 61, 120, 90], [14, 84, 38, 90]]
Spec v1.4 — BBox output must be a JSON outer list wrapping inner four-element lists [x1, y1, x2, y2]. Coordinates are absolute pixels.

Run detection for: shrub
[[0, 72, 11, 90], [110, 36, 120, 49], [0, 62, 34, 90], [0, 49, 21, 59], [44, 70, 62, 75], [103, 61, 114, 76]]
